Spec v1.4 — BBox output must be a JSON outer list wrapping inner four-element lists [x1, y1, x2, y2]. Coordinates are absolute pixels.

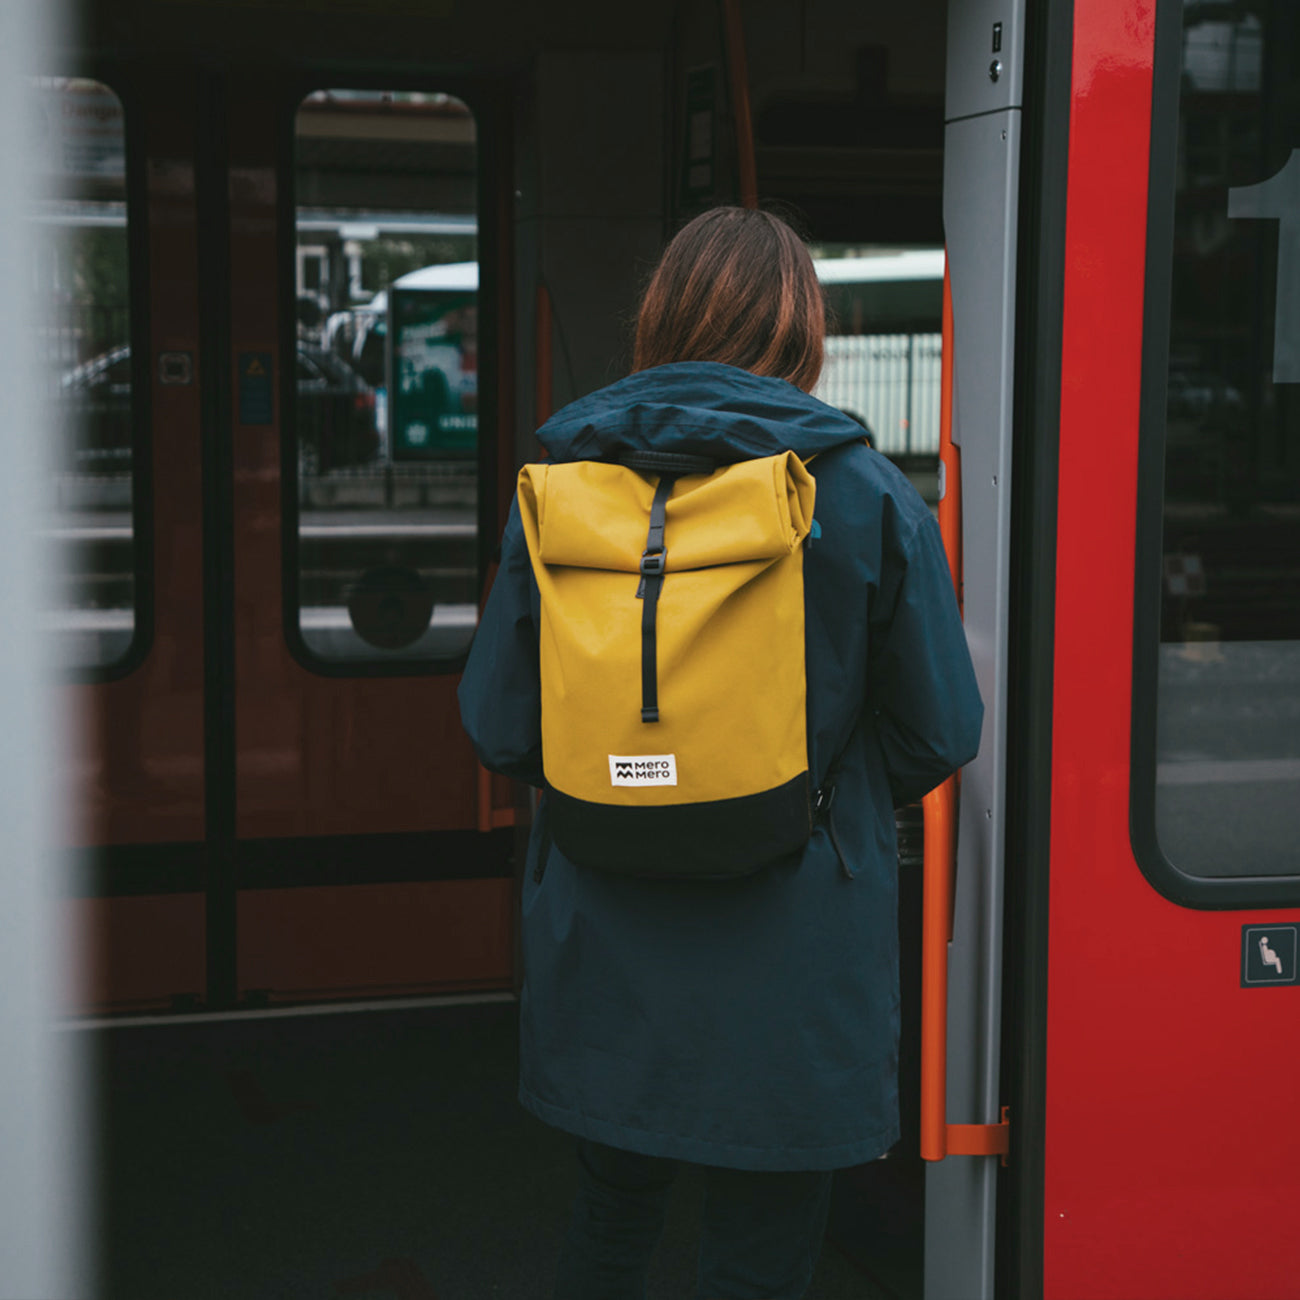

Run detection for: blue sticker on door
[[1241, 925, 1299, 987]]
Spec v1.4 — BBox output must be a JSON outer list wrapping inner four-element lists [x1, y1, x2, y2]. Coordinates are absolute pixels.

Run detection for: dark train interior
[[49, 0, 957, 1293]]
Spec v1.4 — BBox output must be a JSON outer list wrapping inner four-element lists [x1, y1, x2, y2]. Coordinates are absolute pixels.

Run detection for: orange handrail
[[720, 0, 758, 209], [936, 265, 962, 610], [921, 261, 962, 1162], [918, 262, 1009, 1164]]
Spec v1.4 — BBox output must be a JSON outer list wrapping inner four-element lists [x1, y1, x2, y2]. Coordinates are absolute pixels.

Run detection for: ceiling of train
[[86, 0, 945, 102], [82, 0, 947, 242]]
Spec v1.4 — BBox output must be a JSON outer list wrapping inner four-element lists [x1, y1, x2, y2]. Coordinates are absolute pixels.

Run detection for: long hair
[[632, 207, 825, 392]]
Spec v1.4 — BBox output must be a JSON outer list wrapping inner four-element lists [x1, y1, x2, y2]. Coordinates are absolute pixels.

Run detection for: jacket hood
[[535, 362, 869, 464]]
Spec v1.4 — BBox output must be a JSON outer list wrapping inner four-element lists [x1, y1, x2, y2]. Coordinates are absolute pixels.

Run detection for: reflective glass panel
[[33, 78, 138, 670], [1153, 1, 1300, 877], [293, 90, 478, 665]]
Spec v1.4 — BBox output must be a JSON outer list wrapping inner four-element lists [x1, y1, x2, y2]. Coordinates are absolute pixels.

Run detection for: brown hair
[[632, 207, 825, 392]]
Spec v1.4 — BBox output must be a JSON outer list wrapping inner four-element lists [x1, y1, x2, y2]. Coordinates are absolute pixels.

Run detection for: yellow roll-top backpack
[[516, 448, 820, 880]]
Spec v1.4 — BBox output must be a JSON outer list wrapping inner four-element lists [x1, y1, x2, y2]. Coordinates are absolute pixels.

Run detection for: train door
[[219, 75, 515, 1010], [1027, 0, 1300, 1296], [51, 65, 519, 1014], [44, 69, 210, 1012]]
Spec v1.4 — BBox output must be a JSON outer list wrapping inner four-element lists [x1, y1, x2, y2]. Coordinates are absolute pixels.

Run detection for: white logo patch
[[609, 754, 678, 787]]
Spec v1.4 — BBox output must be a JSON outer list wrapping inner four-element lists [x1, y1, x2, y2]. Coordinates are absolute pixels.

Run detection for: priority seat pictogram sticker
[[1241, 925, 1299, 987]]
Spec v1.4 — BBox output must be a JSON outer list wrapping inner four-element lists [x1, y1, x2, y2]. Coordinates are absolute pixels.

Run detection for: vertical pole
[[720, 0, 758, 209]]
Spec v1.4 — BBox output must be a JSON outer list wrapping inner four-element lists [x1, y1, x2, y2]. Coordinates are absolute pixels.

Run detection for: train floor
[[90, 999, 923, 1299]]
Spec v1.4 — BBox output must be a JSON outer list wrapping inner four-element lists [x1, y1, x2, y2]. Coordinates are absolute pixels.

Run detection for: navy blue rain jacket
[[458, 362, 982, 1171]]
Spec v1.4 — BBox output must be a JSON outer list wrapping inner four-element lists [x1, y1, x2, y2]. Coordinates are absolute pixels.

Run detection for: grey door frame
[[924, 1, 1025, 1296]]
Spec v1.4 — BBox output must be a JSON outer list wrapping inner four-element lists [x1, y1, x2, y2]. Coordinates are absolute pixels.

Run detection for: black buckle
[[813, 784, 836, 818], [639, 550, 666, 577]]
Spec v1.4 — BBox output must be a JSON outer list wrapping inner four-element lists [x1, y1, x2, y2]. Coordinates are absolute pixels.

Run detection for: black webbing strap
[[617, 449, 716, 477], [637, 474, 675, 723]]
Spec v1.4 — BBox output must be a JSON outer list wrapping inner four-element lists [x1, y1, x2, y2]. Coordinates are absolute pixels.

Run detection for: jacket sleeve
[[456, 499, 545, 786], [866, 505, 983, 806]]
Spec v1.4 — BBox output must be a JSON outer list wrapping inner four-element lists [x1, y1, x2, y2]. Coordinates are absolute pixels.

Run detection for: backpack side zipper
[[813, 782, 855, 879]]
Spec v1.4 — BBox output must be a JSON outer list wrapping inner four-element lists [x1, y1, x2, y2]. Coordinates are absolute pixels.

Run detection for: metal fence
[[299, 458, 477, 511], [813, 332, 943, 455]]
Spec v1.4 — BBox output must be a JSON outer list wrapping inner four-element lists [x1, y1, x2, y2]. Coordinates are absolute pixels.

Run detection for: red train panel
[[1044, 2, 1300, 1295]]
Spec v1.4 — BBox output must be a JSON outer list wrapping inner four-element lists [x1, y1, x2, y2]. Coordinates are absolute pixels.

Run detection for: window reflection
[[811, 245, 944, 506], [1182, 11, 1263, 92], [293, 90, 479, 665], [1153, 0, 1299, 877], [33, 78, 137, 670]]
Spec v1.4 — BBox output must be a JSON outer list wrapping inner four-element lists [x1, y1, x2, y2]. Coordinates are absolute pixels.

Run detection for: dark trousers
[[553, 1139, 833, 1300]]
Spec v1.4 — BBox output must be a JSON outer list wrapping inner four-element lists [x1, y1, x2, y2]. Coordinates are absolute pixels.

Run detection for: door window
[[1135, 0, 1300, 895], [291, 89, 479, 668], [33, 78, 143, 672]]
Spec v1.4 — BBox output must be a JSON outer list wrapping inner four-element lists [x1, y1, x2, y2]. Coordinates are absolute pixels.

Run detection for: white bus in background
[[324, 261, 478, 461], [322, 252, 945, 463], [812, 248, 945, 458]]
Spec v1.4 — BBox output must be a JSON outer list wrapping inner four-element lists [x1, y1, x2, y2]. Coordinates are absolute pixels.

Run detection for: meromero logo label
[[608, 754, 678, 787]]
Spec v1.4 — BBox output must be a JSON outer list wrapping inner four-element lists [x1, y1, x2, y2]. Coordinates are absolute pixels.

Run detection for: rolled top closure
[[519, 451, 816, 573], [616, 449, 717, 477]]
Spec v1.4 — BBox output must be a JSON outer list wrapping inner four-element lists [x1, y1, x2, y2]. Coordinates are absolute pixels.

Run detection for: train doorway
[[46, 0, 1030, 1296]]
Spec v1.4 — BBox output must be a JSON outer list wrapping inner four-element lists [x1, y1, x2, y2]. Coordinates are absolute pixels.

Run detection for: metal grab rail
[[919, 265, 1009, 1163]]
